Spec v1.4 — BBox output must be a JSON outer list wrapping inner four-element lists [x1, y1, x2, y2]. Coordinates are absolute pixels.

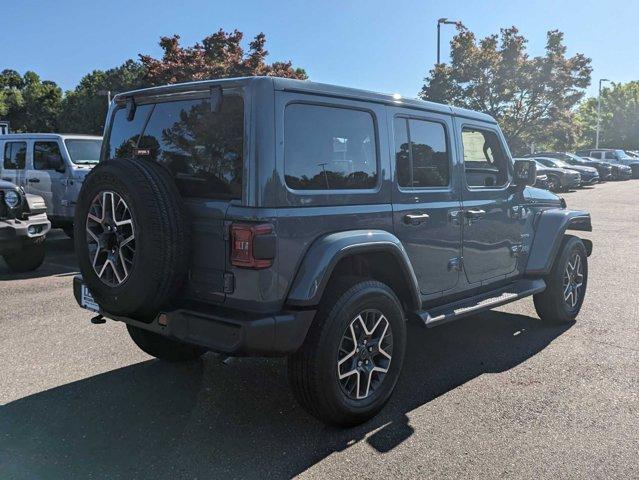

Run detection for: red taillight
[[230, 223, 274, 269]]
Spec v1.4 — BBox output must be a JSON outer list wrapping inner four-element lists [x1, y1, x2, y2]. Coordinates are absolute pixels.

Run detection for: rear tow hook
[[90, 314, 106, 324]]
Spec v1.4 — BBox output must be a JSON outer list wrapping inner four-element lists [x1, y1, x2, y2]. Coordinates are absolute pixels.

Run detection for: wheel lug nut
[[357, 360, 362, 367], [368, 347, 373, 352]]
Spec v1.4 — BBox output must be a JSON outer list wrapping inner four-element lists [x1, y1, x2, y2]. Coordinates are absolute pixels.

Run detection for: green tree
[[576, 81, 639, 150], [58, 60, 146, 134], [0, 70, 62, 132], [421, 26, 592, 154], [139, 29, 307, 86]]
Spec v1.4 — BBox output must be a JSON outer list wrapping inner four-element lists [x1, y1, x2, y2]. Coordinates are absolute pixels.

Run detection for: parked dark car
[[534, 157, 598, 186], [527, 159, 581, 191], [514, 159, 551, 190], [72, 77, 593, 426], [575, 149, 639, 178], [0, 179, 50, 272], [524, 151, 613, 181], [582, 157, 631, 180]]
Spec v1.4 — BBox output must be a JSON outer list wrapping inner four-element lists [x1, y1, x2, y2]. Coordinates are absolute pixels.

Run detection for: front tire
[[3, 241, 46, 272], [127, 325, 206, 362], [534, 236, 588, 324], [288, 280, 406, 427], [62, 225, 74, 239]]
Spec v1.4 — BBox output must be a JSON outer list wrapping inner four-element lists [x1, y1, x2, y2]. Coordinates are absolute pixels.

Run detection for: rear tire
[[287, 280, 406, 427], [127, 325, 206, 362], [3, 241, 45, 272], [534, 235, 588, 324]]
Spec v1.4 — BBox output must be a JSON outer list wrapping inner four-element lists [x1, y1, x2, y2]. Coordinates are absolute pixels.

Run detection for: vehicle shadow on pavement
[[0, 312, 571, 479], [0, 231, 77, 280]]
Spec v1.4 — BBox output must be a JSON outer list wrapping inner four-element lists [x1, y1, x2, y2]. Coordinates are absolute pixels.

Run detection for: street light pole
[[437, 21, 441, 64], [437, 18, 462, 65], [596, 78, 610, 149]]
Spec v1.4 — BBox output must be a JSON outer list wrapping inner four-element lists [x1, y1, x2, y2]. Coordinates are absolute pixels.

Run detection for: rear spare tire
[[74, 158, 190, 320]]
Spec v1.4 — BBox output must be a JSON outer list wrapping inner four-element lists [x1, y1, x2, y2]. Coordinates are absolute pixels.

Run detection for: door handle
[[2, 177, 11, 182], [27, 178, 40, 183], [403, 213, 430, 225], [465, 209, 486, 221]]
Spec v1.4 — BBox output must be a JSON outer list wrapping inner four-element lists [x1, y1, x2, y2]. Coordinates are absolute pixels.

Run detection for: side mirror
[[513, 159, 537, 187]]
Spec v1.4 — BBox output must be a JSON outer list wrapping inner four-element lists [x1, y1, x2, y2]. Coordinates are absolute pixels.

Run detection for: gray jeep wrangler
[[73, 77, 593, 426], [0, 179, 50, 272]]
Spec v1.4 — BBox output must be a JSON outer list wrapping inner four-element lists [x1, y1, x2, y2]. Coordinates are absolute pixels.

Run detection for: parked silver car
[[0, 134, 102, 236]]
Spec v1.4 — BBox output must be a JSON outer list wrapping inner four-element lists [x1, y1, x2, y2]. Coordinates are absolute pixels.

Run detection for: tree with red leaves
[[139, 29, 307, 86]]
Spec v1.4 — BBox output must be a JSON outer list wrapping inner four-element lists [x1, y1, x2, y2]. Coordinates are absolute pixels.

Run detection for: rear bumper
[[73, 275, 315, 356], [0, 215, 51, 254]]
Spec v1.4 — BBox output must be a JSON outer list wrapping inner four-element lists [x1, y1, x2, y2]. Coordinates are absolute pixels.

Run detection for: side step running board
[[418, 278, 546, 328]]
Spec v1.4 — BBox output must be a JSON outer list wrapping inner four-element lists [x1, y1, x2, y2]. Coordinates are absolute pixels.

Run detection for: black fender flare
[[525, 208, 592, 276], [286, 229, 421, 309]]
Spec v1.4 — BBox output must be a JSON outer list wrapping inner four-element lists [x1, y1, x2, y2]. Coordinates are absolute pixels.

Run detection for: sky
[[2, 0, 638, 99]]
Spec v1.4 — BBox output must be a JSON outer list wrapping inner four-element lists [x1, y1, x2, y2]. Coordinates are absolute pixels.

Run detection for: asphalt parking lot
[[1, 181, 637, 479]]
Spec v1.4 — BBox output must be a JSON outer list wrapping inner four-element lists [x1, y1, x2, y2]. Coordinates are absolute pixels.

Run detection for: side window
[[3, 142, 27, 169], [34, 142, 63, 170], [591, 152, 602, 159], [394, 117, 449, 188], [461, 127, 510, 188], [604, 151, 616, 160], [284, 104, 378, 190]]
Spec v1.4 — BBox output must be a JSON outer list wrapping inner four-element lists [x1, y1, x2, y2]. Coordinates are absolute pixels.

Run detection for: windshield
[[65, 139, 102, 164], [537, 158, 563, 168], [564, 152, 587, 163], [616, 150, 632, 159], [552, 159, 572, 168]]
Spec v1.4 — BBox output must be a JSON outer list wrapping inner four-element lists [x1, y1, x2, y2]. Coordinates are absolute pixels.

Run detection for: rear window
[[284, 104, 378, 190], [106, 94, 244, 199]]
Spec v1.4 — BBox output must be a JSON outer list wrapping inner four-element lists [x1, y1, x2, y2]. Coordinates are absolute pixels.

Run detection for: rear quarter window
[[284, 104, 378, 191], [3, 142, 26, 170]]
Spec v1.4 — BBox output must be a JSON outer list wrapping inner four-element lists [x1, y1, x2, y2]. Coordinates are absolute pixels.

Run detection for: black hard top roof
[[114, 76, 497, 124]]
